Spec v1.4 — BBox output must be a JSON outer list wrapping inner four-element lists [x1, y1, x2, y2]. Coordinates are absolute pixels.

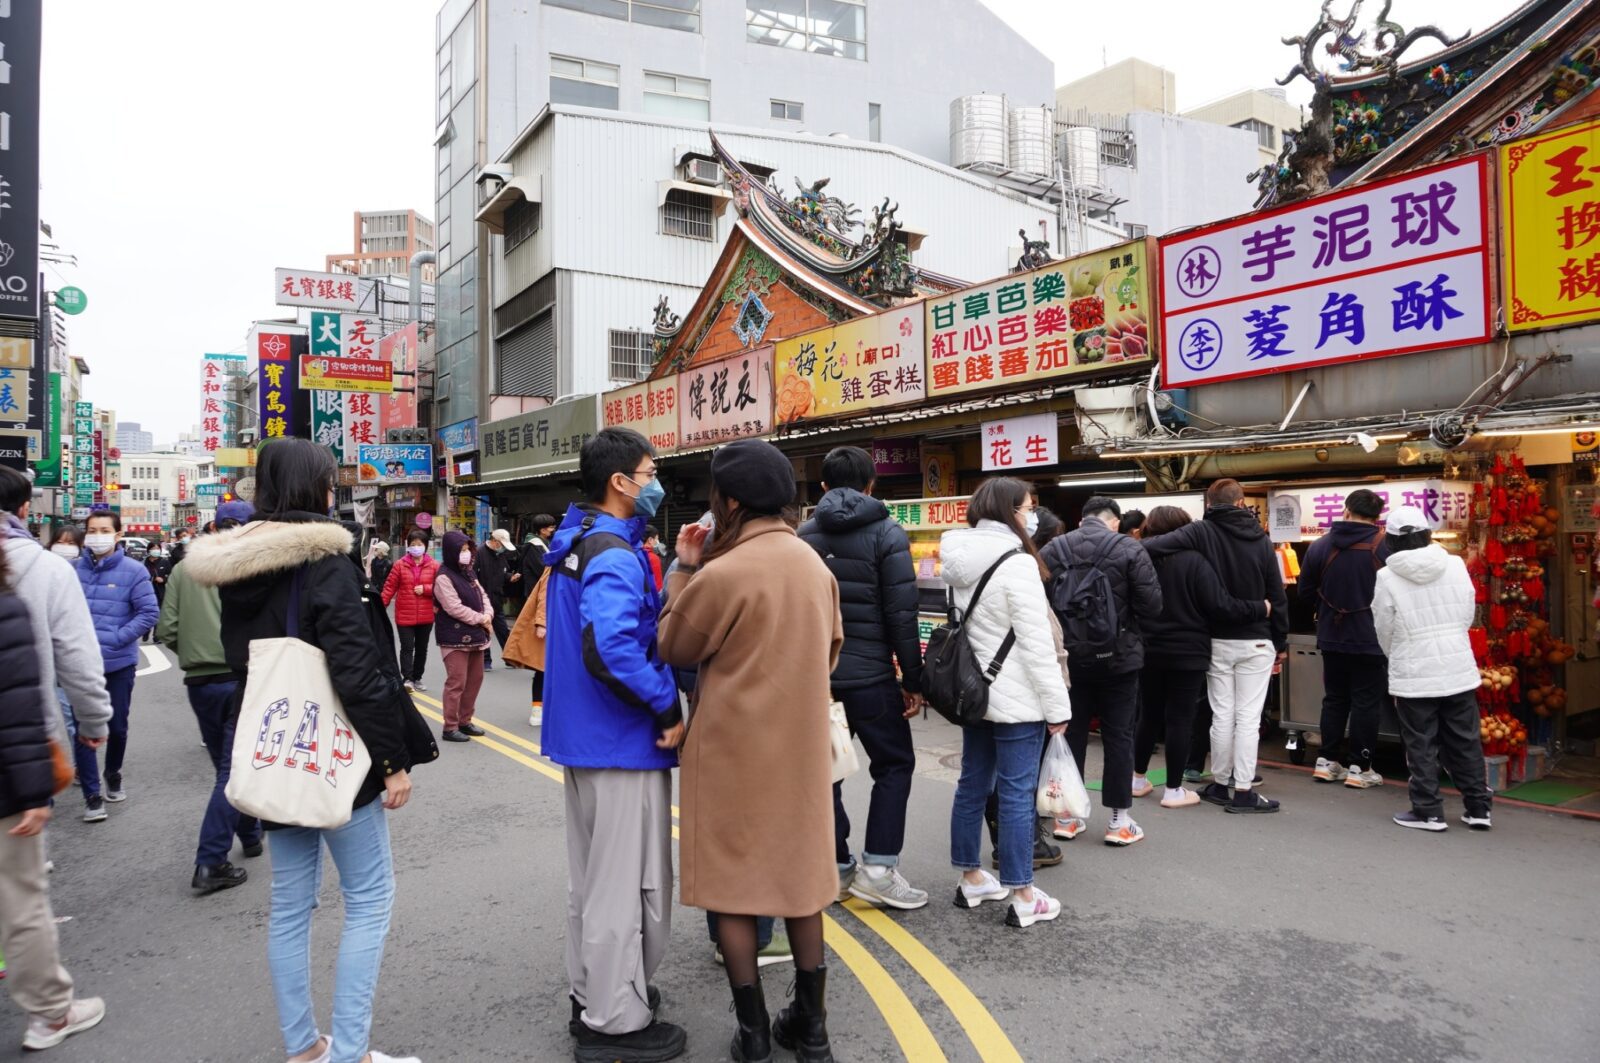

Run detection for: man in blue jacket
[[75, 511, 159, 808], [543, 427, 685, 1063]]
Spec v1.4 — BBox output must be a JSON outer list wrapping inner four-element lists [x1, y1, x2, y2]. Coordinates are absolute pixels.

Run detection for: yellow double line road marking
[[411, 693, 1019, 1062]]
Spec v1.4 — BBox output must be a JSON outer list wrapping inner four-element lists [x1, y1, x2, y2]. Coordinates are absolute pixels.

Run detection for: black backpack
[[922, 549, 1020, 727], [1049, 534, 1121, 664]]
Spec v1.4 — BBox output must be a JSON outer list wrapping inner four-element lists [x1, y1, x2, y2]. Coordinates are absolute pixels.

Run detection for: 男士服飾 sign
[[1160, 155, 1491, 387]]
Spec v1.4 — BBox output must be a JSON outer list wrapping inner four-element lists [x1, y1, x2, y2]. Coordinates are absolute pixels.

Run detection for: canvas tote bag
[[227, 569, 372, 829]]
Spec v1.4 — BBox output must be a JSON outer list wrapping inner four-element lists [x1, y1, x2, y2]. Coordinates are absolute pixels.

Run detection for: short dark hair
[[255, 439, 338, 517], [0, 465, 30, 514], [821, 446, 875, 492], [1118, 509, 1146, 535], [406, 529, 429, 546], [1032, 506, 1064, 548], [1082, 495, 1122, 520], [86, 510, 122, 533], [1206, 478, 1245, 507], [532, 513, 558, 532], [1386, 528, 1433, 554], [1345, 488, 1384, 520], [580, 428, 653, 503], [644, 524, 659, 541], [1143, 505, 1191, 538]]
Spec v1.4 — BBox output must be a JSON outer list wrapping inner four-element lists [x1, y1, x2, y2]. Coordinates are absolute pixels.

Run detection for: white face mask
[[458, 550, 473, 566], [408, 544, 426, 558], [1023, 511, 1039, 536], [51, 544, 80, 559], [84, 533, 116, 556]]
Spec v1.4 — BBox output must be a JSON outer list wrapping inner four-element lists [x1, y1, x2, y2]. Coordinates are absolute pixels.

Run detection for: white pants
[[1207, 639, 1276, 791]]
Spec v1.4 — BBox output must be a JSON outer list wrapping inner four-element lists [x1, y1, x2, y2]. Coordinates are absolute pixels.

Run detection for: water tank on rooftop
[[1058, 126, 1102, 191], [1008, 105, 1055, 177], [950, 94, 1009, 170]]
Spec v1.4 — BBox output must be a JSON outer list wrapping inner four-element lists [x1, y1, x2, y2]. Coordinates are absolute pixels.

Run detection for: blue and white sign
[[438, 418, 478, 454], [357, 443, 434, 485], [1159, 156, 1491, 388]]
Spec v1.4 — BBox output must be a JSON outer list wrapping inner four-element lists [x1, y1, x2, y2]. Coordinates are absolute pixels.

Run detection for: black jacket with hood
[[1143, 547, 1269, 671], [1298, 519, 1387, 655], [185, 513, 434, 820], [797, 487, 923, 692], [0, 592, 59, 820], [1143, 504, 1289, 650], [1040, 516, 1163, 674]]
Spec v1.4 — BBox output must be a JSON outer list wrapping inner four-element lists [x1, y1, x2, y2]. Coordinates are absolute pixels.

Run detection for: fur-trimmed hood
[[184, 518, 354, 588]]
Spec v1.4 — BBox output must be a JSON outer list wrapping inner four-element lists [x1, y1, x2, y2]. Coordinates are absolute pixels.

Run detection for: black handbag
[[922, 549, 1019, 727]]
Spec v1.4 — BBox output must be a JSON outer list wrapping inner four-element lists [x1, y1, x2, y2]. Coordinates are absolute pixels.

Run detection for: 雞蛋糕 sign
[[1160, 156, 1491, 388]]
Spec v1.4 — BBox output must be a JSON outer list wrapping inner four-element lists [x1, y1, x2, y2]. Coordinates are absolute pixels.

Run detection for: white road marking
[[136, 644, 172, 677]]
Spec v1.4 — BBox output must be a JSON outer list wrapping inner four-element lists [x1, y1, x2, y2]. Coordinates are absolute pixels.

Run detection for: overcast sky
[[41, 0, 1520, 440]]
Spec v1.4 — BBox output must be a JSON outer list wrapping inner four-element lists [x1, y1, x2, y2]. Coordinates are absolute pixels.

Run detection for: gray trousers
[[564, 767, 673, 1035], [0, 816, 75, 1020], [1395, 690, 1493, 818]]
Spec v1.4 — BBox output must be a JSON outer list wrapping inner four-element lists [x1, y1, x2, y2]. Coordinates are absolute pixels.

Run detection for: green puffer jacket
[[155, 561, 231, 682]]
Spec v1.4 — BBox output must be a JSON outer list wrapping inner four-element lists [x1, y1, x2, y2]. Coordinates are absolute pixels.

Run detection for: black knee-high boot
[[772, 965, 833, 1062], [730, 979, 772, 1062]]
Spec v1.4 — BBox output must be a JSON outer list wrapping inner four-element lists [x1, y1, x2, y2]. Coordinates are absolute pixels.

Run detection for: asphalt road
[[17, 646, 1599, 1063]]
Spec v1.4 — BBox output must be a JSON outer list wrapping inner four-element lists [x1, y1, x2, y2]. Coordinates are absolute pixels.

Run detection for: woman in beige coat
[[658, 439, 843, 1063]]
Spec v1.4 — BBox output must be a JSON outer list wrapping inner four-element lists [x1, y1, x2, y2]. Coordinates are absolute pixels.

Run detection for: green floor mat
[[1498, 779, 1596, 805], [1086, 769, 1166, 792]]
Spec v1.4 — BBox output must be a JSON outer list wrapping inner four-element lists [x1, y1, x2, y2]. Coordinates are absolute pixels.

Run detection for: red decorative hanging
[[1470, 627, 1489, 659], [1489, 603, 1507, 630]]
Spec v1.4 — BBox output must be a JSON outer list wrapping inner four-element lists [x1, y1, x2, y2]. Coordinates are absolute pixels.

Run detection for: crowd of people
[[0, 427, 1493, 1061]]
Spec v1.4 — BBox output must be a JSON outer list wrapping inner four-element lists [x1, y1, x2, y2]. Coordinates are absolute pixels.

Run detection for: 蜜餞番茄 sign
[[1160, 155, 1491, 387], [677, 348, 774, 449], [1501, 118, 1600, 331], [926, 241, 1153, 399], [774, 306, 924, 424], [603, 377, 679, 454]]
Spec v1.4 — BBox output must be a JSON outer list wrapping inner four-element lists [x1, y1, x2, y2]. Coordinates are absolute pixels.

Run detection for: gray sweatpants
[[564, 767, 673, 1035]]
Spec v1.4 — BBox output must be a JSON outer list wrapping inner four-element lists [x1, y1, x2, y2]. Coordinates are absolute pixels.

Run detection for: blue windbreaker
[[540, 504, 680, 771], [75, 547, 159, 672]]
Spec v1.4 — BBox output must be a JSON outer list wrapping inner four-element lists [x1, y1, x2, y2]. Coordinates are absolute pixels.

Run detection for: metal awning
[[475, 175, 543, 235], [656, 180, 734, 215]]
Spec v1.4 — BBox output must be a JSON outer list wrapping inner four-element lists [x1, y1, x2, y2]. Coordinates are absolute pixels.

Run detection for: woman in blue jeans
[[940, 478, 1072, 928], [188, 439, 433, 1063]]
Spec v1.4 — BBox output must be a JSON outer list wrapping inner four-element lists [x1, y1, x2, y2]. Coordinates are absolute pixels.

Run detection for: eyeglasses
[[630, 468, 660, 483]]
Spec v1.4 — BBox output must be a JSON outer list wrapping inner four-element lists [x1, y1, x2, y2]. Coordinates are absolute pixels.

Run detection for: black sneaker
[[1199, 782, 1231, 807], [572, 1019, 685, 1062], [192, 862, 248, 894], [1461, 810, 1492, 831], [1393, 810, 1447, 832], [81, 797, 107, 823], [1225, 789, 1280, 814], [104, 772, 126, 803], [569, 989, 661, 1037]]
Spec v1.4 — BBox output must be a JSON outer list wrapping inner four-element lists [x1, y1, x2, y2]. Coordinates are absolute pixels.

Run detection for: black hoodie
[[798, 487, 923, 692], [1298, 519, 1387, 655], [1143, 504, 1289, 650]]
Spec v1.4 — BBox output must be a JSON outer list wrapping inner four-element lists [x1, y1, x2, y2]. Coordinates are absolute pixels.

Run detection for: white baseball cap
[[1384, 505, 1430, 535], [491, 528, 513, 547]]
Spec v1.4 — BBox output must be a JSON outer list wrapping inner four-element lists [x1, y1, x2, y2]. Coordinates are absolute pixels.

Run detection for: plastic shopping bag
[[1036, 732, 1092, 820]]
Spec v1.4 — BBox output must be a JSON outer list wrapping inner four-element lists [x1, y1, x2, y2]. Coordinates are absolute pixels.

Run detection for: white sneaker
[[22, 996, 105, 1050], [411, 683, 427, 693], [367, 1053, 421, 1063], [1461, 810, 1493, 831], [1005, 885, 1061, 928], [1344, 767, 1384, 789], [1130, 776, 1153, 798], [1313, 758, 1347, 783], [403, 680, 415, 692], [529, 704, 543, 728], [953, 869, 1010, 909], [288, 1036, 332, 1063], [848, 864, 930, 910], [1051, 817, 1087, 840]]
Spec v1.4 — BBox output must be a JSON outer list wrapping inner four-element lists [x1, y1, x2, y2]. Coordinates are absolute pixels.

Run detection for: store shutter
[[498, 311, 555, 397]]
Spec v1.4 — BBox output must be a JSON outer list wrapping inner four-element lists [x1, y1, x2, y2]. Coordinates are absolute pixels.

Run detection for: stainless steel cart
[[1280, 634, 1404, 765]]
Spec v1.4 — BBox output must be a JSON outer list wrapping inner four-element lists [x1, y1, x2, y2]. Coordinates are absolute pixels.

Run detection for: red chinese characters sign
[[773, 306, 925, 424], [604, 376, 679, 454], [979, 411, 1058, 472], [274, 268, 373, 312], [677, 348, 774, 450], [1502, 118, 1600, 331]]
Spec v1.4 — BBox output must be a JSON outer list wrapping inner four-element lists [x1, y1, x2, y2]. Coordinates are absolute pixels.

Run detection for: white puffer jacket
[[1372, 544, 1479, 698], [940, 522, 1071, 725]]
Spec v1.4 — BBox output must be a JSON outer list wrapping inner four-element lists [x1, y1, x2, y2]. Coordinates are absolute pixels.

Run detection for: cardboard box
[[1484, 754, 1511, 792]]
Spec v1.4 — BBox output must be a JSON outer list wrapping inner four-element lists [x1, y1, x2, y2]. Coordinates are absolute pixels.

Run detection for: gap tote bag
[[227, 569, 373, 829]]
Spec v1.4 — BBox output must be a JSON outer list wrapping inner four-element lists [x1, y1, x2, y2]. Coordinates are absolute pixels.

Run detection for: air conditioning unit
[[386, 427, 430, 445], [684, 158, 721, 186]]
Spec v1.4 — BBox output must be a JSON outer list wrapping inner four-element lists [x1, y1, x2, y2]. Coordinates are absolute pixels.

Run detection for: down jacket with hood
[[185, 514, 428, 819], [1039, 515, 1162, 673], [75, 546, 159, 671], [1143, 504, 1289, 650], [382, 550, 440, 628], [1371, 543, 1478, 698], [0, 590, 59, 820], [939, 521, 1071, 726], [797, 487, 923, 692]]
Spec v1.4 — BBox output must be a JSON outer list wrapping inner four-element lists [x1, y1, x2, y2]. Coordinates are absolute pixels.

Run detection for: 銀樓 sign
[[1159, 156, 1491, 388]]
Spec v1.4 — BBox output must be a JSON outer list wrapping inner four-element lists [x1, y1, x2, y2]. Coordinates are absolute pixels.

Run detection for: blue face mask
[[631, 475, 665, 519]]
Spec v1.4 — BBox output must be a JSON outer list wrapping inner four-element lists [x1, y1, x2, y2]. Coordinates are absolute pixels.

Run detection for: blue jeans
[[58, 691, 100, 801], [188, 680, 261, 865], [706, 912, 774, 950], [833, 678, 916, 872], [267, 800, 396, 1063], [951, 721, 1045, 889]]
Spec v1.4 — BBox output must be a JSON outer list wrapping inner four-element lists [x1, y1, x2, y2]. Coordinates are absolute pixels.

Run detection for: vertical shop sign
[[0, 1, 42, 322], [379, 323, 420, 434], [1501, 117, 1600, 330], [256, 331, 295, 440], [774, 305, 925, 424], [1160, 156, 1490, 386], [979, 411, 1058, 471], [199, 353, 245, 453], [677, 347, 774, 449], [33, 371, 61, 486], [309, 312, 346, 461]]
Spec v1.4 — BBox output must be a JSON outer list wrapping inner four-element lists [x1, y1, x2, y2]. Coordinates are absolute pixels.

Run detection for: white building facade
[[117, 452, 212, 536]]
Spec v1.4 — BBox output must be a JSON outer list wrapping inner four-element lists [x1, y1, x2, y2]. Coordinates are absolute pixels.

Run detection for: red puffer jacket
[[383, 553, 440, 627]]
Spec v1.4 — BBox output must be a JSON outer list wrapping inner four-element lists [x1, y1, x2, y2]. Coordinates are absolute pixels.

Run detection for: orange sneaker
[[1104, 822, 1145, 846]]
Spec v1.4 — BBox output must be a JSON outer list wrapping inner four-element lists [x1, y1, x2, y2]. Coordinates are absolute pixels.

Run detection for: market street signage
[[274, 268, 375, 312], [678, 347, 774, 449], [356, 443, 434, 484], [1501, 117, 1600, 331], [437, 417, 478, 454], [0, 1, 41, 322], [199, 353, 245, 453], [480, 394, 601, 481], [299, 355, 393, 393], [980, 411, 1059, 472], [1160, 155, 1491, 388], [774, 304, 925, 424], [255, 330, 297, 440], [1267, 479, 1472, 541], [604, 377, 679, 454], [926, 240, 1153, 400]]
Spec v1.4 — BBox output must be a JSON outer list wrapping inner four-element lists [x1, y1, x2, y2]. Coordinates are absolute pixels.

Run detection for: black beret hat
[[710, 439, 795, 514]]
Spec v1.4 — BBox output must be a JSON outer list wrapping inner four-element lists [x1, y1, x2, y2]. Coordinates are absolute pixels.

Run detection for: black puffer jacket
[[1040, 517, 1163, 674], [0, 592, 58, 820], [185, 513, 429, 819], [1144, 548, 1269, 671], [797, 488, 923, 692], [476, 543, 508, 601], [1143, 504, 1289, 650], [1299, 520, 1387, 655]]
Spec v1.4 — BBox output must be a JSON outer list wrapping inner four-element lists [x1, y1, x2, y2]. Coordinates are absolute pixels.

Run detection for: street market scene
[[2, 0, 1599, 1060]]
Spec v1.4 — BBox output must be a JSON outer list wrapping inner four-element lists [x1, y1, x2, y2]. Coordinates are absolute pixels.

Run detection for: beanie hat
[[710, 439, 795, 514]]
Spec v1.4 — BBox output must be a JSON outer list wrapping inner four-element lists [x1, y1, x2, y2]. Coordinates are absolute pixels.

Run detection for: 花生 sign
[[603, 377, 679, 454], [980, 411, 1059, 472], [926, 241, 1153, 399], [1501, 117, 1600, 331], [275, 269, 375, 312], [1266, 479, 1473, 540], [773, 306, 925, 424], [678, 348, 774, 449], [1160, 156, 1491, 388], [357, 444, 434, 485]]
